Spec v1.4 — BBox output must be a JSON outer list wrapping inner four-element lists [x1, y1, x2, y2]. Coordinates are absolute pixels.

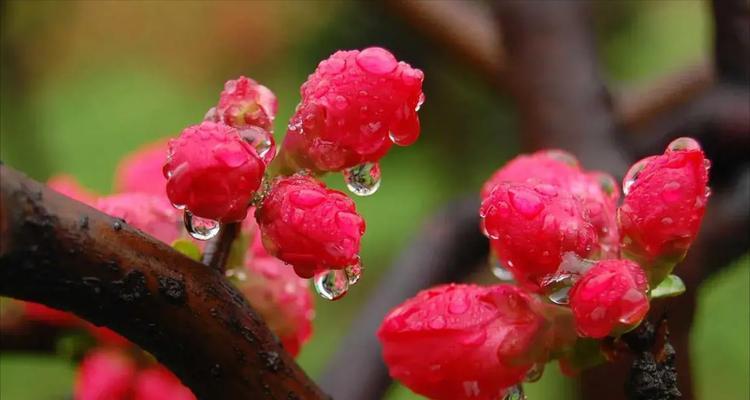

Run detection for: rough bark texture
[[0, 165, 329, 400]]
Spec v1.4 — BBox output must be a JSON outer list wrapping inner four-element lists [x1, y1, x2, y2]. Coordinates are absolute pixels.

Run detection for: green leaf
[[171, 239, 201, 261], [651, 274, 686, 298]]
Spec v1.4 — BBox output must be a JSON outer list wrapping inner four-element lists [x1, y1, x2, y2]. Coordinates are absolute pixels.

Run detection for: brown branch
[[385, 0, 714, 135], [496, 0, 628, 175], [319, 197, 489, 400], [0, 165, 328, 400]]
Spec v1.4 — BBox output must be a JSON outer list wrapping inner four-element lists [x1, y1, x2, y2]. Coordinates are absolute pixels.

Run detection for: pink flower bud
[[255, 174, 365, 278], [282, 47, 424, 172], [164, 121, 265, 222], [114, 140, 169, 196], [133, 366, 195, 400], [75, 349, 137, 400], [480, 182, 598, 290], [618, 138, 709, 284], [569, 259, 649, 338], [378, 284, 549, 400]]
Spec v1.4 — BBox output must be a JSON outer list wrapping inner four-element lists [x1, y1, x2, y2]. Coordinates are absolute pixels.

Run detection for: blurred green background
[[0, 1, 747, 399]]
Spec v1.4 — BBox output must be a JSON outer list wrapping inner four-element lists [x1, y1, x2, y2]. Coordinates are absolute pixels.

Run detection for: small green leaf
[[650, 274, 686, 298], [171, 239, 201, 261]]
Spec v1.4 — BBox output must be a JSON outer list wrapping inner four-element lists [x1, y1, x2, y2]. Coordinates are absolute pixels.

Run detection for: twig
[[0, 165, 329, 400], [201, 222, 240, 272]]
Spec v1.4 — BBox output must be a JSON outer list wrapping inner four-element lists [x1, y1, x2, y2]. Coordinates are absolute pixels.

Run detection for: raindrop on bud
[[183, 210, 220, 241], [502, 384, 526, 400], [623, 156, 656, 195], [490, 257, 514, 282], [344, 162, 381, 196], [667, 137, 701, 152], [314, 269, 349, 301]]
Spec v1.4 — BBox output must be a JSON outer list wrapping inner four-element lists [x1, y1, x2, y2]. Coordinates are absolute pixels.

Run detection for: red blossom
[[208, 76, 278, 131], [133, 366, 196, 400], [23, 302, 80, 327], [480, 182, 598, 290], [164, 121, 265, 222], [75, 349, 136, 400], [114, 140, 169, 196], [378, 284, 549, 400], [281, 47, 424, 172], [256, 174, 365, 278], [569, 259, 650, 338], [618, 139, 709, 282]]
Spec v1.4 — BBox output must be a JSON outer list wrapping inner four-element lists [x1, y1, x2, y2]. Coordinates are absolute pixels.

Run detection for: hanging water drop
[[345, 263, 363, 285], [548, 286, 570, 305], [544, 149, 579, 167], [314, 269, 349, 301], [667, 137, 701, 152], [490, 257, 514, 282], [344, 162, 381, 196], [524, 363, 545, 383], [239, 127, 275, 164], [183, 210, 220, 240], [502, 384, 526, 400], [623, 156, 656, 195]]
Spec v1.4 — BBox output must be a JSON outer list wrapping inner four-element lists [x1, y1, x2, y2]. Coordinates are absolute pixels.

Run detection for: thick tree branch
[[0, 165, 328, 400]]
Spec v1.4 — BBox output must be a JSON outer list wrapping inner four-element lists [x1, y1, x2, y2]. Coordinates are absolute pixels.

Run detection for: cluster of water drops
[[313, 262, 363, 300]]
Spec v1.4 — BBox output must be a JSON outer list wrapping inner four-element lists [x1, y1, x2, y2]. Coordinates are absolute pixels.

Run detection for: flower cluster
[[378, 138, 709, 399], [161, 47, 424, 298]]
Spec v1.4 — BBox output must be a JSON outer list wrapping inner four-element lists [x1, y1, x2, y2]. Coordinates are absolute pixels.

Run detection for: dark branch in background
[[496, 1, 627, 175], [319, 198, 489, 400], [201, 222, 240, 272], [0, 166, 329, 400]]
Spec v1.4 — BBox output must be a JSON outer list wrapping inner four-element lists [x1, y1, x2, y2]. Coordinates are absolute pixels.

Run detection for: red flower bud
[[569, 259, 649, 338], [209, 76, 278, 132], [133, 366, 195, 400], [164, 121, 265, 222], [75, 349, 137, 400], [238, 246, 314, 357], [480, 182, 598, 290], [618, 137, 709, 284], [378, 284, 549, 400], [282, 47, 424, 172], [256, 174, 365, 278]]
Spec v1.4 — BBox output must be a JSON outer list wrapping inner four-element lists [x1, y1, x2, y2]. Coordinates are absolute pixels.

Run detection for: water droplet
[[333, 95, 348, 110], [183, 210, 220, 241], [345, 262, 363, 285], [344, 162, 381, 196], [401, 68, 424, 87], [213, 142, 248, 168], [508, 188, 544, 218], [321, 57, 346, 74], [502, 384, 526, 400], [355, 47, 397, 75], [314, 270, 349, 301], [594, 172, 617, 198], [289, 189, 326, 208], [623, 156, 656, 195], [459, 330, 486, 346], [661, 217, 674, 225], [667, 137, 701, 152], [548, 286, 570, 305], [491, 258, 514, 281], [544, 150, 579, 167], [534, 183, 558, 197], [524, 363, 544, 383], [238, 127, 275, 164]]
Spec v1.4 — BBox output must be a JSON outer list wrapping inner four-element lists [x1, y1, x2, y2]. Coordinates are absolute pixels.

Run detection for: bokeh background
[[0, 1, 747, 399]]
